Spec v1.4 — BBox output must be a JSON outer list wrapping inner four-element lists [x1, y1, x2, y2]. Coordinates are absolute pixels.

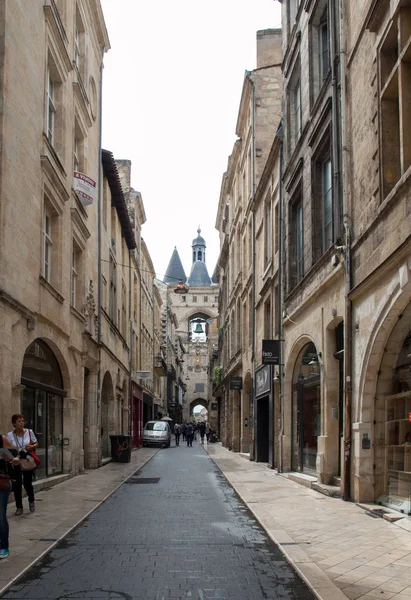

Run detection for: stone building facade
[[0, 2, 164, 480], [163, 230, 219, 426], [342, 0, 411, 512], [213, 1, 411, 516], [215, 29, 282, 458], [279, 0, 345, 486], [0, 0, 110, 478]]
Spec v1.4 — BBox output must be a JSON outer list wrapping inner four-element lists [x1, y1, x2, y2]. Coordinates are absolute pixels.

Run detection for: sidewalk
[[205, 443, 411, 600], [0, 447, 157, 597]]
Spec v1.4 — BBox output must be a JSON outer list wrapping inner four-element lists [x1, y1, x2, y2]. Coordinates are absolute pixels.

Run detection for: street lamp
[[174, 280, 189, 294]]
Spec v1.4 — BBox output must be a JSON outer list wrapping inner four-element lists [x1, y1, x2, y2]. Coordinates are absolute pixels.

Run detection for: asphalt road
[[1, 442, 315, 600]]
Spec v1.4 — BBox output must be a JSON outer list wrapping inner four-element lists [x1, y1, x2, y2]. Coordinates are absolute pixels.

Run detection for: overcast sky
[[100, 0, 282, 282]]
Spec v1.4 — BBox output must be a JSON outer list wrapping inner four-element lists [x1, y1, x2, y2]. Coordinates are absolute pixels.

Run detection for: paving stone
[[0, 445, 314, 600]]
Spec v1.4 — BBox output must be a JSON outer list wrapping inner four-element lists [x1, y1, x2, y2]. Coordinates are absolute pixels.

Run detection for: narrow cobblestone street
[[0, 444, 314, 600]]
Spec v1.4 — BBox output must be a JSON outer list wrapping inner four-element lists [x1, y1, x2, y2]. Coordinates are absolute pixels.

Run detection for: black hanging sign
[[230, 376, 243, 390], [262, 340, 280, 365]]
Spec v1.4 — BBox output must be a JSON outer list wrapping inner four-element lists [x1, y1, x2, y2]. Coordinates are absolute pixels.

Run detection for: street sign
[[262, 340, 280, 365], [230, 376, 243, 390]]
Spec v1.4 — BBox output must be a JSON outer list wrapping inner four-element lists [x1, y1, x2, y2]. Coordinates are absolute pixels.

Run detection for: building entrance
[[21, 339, 64, 478], [292, 343, 321, 475]]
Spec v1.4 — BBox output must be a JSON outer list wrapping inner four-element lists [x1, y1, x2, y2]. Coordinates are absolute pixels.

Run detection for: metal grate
[[126, 477, 160, 484]]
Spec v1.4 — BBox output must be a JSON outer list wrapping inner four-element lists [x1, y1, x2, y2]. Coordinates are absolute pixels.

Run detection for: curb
[[0, 451, 157, 597]]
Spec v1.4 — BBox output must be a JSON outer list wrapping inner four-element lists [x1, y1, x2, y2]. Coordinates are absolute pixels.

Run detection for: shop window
[[21, 339, 64, 479]]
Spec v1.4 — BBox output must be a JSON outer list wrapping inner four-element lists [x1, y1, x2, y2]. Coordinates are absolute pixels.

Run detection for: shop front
[[291, 342, 321, 475], [254, 364, 273, 465], [20, 339, 64, 479], [377, 322, 411, 514]]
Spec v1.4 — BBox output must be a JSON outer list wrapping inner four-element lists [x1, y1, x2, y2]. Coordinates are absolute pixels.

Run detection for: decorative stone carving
[[84, 280, 98, 336]]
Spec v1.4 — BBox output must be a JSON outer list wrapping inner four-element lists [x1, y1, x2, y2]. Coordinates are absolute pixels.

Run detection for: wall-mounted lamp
[[27, 318, 36, 331], [308, 351, 322, 365], [256, 148, 262, 157]]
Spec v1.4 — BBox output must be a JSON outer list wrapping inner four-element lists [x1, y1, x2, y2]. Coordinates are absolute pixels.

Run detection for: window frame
[[43, 209, 53, 282], [46, 70, 56, 146]]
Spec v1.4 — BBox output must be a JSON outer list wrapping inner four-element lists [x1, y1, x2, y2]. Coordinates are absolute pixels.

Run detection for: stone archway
[[20, 338, 66, 479], [188, 398, 208, 423]]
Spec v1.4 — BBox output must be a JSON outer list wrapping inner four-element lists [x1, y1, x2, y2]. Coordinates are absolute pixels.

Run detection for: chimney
[[256, 28, 282, 69]]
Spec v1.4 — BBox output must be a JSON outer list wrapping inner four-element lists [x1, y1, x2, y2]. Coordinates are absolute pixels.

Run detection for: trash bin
[[109, 434, 131, 463]]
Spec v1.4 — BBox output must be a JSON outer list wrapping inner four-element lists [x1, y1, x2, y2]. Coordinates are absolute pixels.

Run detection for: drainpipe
[[152, 277, 155, 420], [276, 123, 284, 472], [128, 249, 132, 438], [338, 0, 352, 501], [246, 71, 256, 461], [329, 0, 340, 235], [96, 48, 105, 464]]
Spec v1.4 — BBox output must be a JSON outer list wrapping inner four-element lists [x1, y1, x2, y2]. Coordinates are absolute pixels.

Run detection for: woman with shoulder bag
[[0, 433, 20, 558], [7, 414, 38, 516]]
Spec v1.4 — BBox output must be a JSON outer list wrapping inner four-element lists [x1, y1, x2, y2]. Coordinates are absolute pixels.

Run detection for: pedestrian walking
[[193, 423, 198, 441], [174, 423, 181, 446], [185, 422, 194, 447], [0, 433, 21, 558], [7, 415, 38, 515], [199, 422, 206, 444], [205, 422, 211, 443]]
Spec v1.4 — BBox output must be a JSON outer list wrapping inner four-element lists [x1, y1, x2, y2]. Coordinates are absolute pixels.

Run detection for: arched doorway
[[292, 342, 321, 474], [21, 339, 65, 479], [375, 303, 411, 514], [101, 372, 114, 459]]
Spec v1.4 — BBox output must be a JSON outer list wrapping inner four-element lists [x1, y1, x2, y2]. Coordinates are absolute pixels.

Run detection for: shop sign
[[262, 339, 280, 365], [134, 371, 151, 379], [73, 171, 96, 206], [230, 376, 242, 390], [255, 364, 271, 397]]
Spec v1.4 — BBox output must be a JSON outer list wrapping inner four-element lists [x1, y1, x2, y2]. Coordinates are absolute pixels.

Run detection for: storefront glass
[[379, 332, 411, 514], [292, 343, 321, 474], [21, 339, 64, 478]]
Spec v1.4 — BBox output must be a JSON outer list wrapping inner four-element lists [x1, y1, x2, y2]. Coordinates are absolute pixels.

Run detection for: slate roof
[[163, 247, 187, 285], [187, 261, 212, 287]]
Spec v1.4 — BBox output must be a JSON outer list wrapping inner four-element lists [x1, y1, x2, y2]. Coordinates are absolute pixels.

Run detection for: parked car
[[142, 421, 171, 447]]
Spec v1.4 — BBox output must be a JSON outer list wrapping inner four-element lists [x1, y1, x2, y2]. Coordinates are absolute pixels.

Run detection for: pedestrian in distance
[[185, 422, 194, 447], [7, 414, 38, 515], [0, 432, 21, 558], [205, 422, 211, 443], [174, 423, 181, 446], [199, 422, 206, 445], [193, 423, 198, 441]]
